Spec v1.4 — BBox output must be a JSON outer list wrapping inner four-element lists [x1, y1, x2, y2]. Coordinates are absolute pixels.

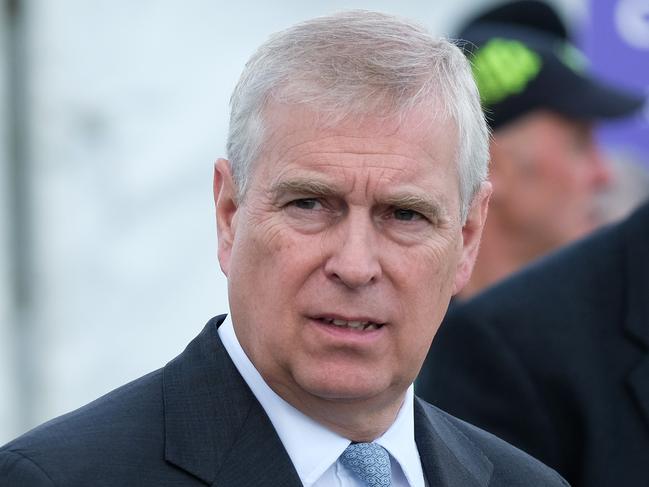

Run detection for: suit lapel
[[414, 398, 492, 487], [212, 399, 303, 487], [162, 315, 302, 486], [623, 202, 649, 433]]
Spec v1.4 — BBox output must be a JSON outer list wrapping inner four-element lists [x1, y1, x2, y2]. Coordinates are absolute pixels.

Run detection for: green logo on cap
[[471, 38, 542, 106]]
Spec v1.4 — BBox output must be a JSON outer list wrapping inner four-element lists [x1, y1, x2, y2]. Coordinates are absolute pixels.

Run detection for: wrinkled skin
[[214, 104, 491, 439]]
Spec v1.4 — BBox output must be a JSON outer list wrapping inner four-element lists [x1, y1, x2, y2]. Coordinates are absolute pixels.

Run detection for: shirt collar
[[374, 386, 424, 487], [218, 314, 424, 486]]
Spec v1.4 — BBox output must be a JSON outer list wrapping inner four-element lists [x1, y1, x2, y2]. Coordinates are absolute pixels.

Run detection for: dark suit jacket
[[417, 199, 649, 487], [1, 316, 567, 486]]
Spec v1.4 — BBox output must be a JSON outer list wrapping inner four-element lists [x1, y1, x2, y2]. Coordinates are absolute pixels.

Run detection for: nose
[[323, 212, 382, 289]]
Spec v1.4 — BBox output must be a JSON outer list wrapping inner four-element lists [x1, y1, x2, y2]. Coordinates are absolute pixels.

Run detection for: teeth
[[323, 318, 380, 330]]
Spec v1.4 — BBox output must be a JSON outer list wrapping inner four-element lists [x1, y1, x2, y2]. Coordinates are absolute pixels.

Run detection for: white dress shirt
[[218, 314, 426, 487]]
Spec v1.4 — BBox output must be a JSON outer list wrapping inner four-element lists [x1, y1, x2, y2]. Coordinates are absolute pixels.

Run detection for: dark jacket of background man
[[417, 199, 649, 487]]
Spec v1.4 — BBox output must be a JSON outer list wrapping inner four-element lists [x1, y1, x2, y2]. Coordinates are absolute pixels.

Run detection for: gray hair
[[226, 10, 489, 221]]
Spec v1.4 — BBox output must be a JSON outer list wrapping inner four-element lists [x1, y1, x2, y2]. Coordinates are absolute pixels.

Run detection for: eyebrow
[[270, 178, 342, 200]]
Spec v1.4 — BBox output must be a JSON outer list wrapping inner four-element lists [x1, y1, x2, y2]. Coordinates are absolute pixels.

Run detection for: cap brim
[[549, 74, 645, 120]]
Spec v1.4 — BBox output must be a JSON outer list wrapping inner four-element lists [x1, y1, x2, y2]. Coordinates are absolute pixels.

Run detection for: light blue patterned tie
[[340, 442, 391, 486]]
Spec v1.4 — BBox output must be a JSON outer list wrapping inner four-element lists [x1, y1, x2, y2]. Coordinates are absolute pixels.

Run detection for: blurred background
[[0, 0, 647, 444]]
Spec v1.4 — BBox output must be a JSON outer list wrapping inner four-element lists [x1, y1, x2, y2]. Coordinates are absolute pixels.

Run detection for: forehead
[[255, 103, 459, 183]]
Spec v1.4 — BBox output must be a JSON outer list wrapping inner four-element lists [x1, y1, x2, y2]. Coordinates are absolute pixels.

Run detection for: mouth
[[313, 316, 385, 332]]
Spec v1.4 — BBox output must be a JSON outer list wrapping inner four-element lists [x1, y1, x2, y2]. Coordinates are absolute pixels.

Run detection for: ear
[[452, 181, 492, 295], [213, 158, 238, 277]]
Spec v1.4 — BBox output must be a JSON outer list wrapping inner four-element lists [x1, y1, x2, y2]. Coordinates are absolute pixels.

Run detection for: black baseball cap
[[457, 0, 645, 130]]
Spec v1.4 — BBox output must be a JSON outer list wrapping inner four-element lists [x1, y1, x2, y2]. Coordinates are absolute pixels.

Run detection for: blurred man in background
[[454, 0, 644, 299]]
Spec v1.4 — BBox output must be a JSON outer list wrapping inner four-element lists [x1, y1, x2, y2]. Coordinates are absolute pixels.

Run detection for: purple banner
[[580, 0, 649, 165]]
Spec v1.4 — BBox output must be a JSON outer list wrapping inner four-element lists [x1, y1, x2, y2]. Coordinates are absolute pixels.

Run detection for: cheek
[[231, 211, 324, 305], [401, 260, 455, 364], [393, 288, 448, 382], [392, 239, 459, 319], [540, 145, 579, 186], [234, 205, 294, 265]]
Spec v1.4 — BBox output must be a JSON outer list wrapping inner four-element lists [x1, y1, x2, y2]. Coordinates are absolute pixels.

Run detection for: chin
[[297, 369, 399, 403]]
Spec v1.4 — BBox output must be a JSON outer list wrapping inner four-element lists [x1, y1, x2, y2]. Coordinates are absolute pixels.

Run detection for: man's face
[[214, 104, 489, 414], [491, 111, 610, 255]]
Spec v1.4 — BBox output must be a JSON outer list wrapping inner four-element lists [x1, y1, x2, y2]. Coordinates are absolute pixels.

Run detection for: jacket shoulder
[[0, 369, 174, 486]]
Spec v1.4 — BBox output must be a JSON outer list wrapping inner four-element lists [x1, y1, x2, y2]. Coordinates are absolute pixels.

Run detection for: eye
[[393, 208, 424, 221], [290, 198, 322, 210]]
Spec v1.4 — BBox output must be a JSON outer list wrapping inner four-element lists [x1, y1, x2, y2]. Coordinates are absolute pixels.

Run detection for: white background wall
[[1, 0, 587, 444], [0, 0, 17, 445]]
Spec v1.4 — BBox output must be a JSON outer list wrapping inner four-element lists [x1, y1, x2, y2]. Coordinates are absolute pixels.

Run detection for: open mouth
[[315, 317, 385, 331]]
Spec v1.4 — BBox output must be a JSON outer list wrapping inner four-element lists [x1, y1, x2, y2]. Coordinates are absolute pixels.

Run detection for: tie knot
[[340, 442, 391, 486]]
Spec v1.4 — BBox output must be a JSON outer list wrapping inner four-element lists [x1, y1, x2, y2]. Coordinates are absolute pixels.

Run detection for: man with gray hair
[[0, 11, 567, 486]]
